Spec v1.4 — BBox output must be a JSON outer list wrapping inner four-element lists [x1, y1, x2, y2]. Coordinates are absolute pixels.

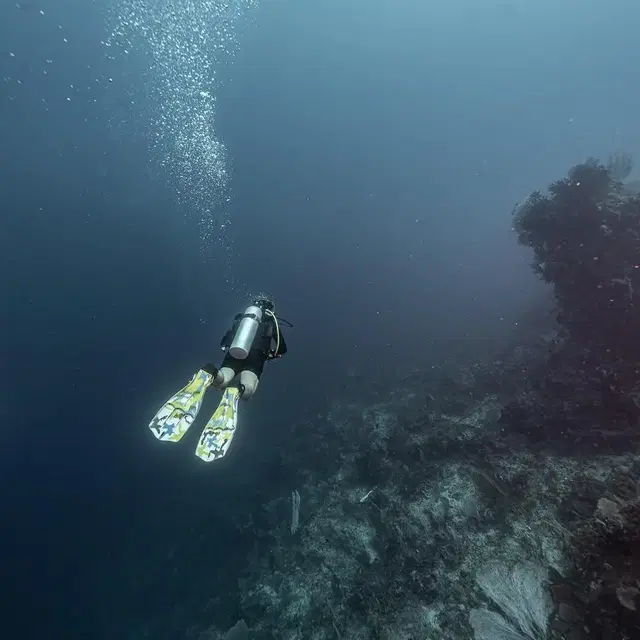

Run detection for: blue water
[[2, 0, 639, 637]]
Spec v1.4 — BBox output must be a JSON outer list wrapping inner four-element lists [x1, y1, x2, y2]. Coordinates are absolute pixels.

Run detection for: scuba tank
[[229, 305, 263, 359]]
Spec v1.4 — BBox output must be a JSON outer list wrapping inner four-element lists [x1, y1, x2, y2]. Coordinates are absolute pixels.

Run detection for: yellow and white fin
[[149, 369, 213, 442], [195, 386, 241, 462]]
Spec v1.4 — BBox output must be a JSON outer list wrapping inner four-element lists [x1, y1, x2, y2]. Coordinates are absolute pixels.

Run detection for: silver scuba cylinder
[[229, 305, 263, 359]]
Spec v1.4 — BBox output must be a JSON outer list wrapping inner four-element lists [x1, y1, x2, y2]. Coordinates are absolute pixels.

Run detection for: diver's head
[[253, 297, 275, 313]]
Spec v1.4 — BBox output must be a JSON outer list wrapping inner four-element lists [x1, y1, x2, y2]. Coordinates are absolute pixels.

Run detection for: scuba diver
[[148, 298, 289, 462]]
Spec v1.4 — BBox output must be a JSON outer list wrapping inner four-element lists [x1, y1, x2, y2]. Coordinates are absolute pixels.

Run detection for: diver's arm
[[220, 314, 242, 349], [220, 332, 232, 350]]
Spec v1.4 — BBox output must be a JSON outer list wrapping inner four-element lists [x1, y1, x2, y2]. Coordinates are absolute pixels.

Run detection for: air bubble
[[106, 0, 259, 265]]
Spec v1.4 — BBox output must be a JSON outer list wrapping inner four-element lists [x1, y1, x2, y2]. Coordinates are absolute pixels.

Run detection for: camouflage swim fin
[[195, 386, 241, 462], [149, 369, 214, 442]]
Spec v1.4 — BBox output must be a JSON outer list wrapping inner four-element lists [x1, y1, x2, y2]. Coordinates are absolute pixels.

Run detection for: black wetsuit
[[219, 313, 287, 378]]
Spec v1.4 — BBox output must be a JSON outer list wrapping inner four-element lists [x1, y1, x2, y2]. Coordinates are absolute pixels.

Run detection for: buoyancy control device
[[229, 305, 263, 359]]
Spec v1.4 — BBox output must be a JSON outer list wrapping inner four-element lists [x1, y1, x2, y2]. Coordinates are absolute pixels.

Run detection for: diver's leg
[[202, 362, 233, 388], [236, 350, 266, 401], [212, 366, 235, 390], [194, 354, 264, 460], [202, 362, 223, 386], [203, 357, 235, 391], [209, 354, 241, 391], [239, 370, 260, 400]]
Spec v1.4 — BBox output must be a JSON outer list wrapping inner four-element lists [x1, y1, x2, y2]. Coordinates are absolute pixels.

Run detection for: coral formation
[[115, 155, 640, 639]]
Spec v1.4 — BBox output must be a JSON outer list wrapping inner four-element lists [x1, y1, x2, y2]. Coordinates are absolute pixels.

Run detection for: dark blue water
[[2, 1, 639, 638]]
